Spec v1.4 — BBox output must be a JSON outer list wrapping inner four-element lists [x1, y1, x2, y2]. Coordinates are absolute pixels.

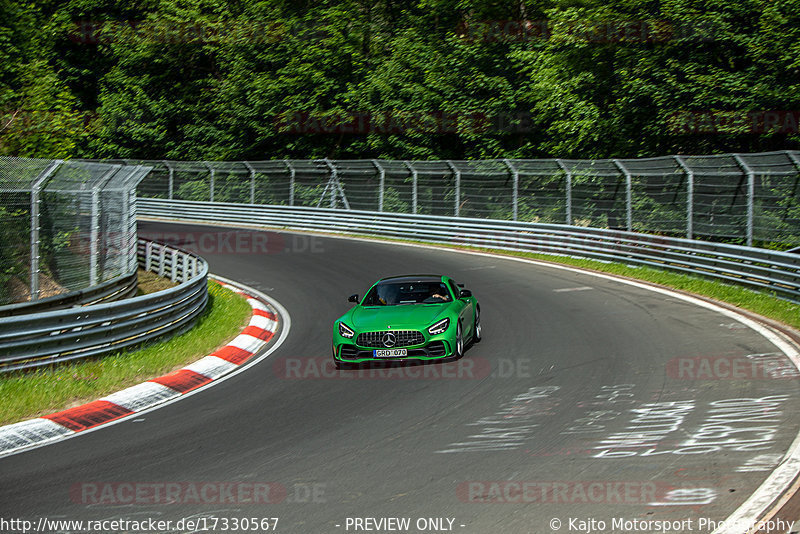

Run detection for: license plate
[[373, 348, 407, 358]]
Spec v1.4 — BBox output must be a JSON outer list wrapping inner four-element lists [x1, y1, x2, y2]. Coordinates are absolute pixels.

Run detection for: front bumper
[[333, 339, 454, 363]]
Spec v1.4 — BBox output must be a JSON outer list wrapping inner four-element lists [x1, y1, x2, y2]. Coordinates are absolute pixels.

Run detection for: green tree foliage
[[0, 0, 798, 160]]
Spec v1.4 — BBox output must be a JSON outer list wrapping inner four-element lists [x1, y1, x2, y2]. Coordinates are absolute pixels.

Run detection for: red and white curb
[[0, 276, 284, 458]]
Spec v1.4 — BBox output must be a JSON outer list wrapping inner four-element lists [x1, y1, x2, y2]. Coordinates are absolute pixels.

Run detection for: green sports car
[[332, 274, 481, 368]]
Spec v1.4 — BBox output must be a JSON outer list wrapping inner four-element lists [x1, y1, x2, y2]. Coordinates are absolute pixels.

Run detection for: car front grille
[[356, 330, 424, 348]]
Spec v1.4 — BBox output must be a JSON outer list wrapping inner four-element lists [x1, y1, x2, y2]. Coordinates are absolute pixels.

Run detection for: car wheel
[[454, 322, 464, 359], [473, 307, 482, 343]]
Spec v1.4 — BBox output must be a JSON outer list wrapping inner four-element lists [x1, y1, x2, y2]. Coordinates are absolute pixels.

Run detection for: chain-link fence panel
[[0, 158, 58, 305], [251, 161, 294, 205], [561, 159, 628, 229], [681, 154, 748, 242], [737, 152, 800, 247], [452, 160, 514, 220], [333, 160, 381, 211], [618, 156, 688, 236], [407, 161, 456, 217], [513, 159, 566, 224], [379, 160, 415, 214]]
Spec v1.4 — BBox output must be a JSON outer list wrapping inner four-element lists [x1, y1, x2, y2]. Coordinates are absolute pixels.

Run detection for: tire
[[454, 322, 464, 359], [473, 307, 482, 343]]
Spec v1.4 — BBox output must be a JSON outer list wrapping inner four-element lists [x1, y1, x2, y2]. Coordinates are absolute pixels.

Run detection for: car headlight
[[339, 322, 355, 339], [428, 318, 450, 335]]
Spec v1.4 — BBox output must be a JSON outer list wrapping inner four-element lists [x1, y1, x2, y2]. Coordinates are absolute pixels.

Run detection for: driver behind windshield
[[423, 283, 452, 303], [364, 282, 452, 305]]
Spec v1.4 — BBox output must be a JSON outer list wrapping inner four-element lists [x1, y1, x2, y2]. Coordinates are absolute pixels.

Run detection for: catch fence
[[0, 157, 151, 306], [101, 151, 800, 248]]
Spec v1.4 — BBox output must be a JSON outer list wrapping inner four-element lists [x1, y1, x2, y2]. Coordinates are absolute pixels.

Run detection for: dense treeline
[[1, 0, 799, 161]]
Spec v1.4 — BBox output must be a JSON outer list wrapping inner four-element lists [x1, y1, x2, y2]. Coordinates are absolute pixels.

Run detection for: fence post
[[404, 161, 418, 214], [29, 160, 62, 300], [555, 159, 572, 225], [446, 161, 461, 217], [503, 159, 519, 221], [244, 161, 256, 204], [204, 162, 215, 202], [89, 188, 100, 286], [163, 160, 174, 200], [129, 189, 137, 273], [733, 154, 755, 246], [787, 151, 800, 171], [285, 160, 296, 206], [373, 159, 385, 212], [613, 159, 633, 231], [674, 156, 694, 239]]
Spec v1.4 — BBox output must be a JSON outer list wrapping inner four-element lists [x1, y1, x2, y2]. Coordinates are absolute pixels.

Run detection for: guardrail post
[[503, 159, 519, 221], [30, 160, 62, 300], [171, 248, 178, 282], [446, 161, 461, 217], [733, 154, 755, 246], [555, 159, 572, 225], [404, 161, 418, 214], [613, 159, 633, 231], [285, 161, 296, 206], [674, 156, 694, 239], [182, 252, 189, 283], [373, 159, 385, 212], [244, 161, 256, 204], [158, 244, 166, 277], [145, 241, 153, 271], [163, 160, 174, 200]]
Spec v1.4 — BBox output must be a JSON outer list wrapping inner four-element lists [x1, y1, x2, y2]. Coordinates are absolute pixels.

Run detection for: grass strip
[[0, 281, 252, 426]]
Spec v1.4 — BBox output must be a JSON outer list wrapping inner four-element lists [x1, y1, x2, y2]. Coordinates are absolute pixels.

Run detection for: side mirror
[[459, 289, 472, 298], [348, 294, 359, 303]]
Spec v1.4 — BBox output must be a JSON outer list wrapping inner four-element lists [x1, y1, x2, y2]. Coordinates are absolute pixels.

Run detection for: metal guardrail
[[0, 239, 208, 373], [0, 271, 138, 318], [139, 198, 800, 304]]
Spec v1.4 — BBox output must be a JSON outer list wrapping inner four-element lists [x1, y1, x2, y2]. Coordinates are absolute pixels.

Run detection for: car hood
[[347, 304, 448, 331]]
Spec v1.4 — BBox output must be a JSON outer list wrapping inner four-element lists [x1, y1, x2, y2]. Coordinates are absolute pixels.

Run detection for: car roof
[[377, 274, 444, 284]]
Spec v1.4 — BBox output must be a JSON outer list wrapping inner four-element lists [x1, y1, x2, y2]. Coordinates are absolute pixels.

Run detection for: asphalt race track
[[2, 220, 800, 534]]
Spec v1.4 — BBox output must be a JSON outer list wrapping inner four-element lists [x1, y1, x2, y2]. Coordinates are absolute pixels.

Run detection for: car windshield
[[362, 281, 452, 306]]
